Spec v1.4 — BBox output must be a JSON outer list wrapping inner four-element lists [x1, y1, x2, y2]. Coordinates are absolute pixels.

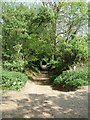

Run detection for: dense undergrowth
[[53, 65, 88, 88], [1, 63, 39, 90], [1, 70, 28, 90]]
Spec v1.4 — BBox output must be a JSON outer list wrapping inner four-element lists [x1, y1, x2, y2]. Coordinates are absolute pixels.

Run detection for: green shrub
[[54, 66, 88, 88], [56, 37, 88, 72], [70, 36, 88, 62], [1, 70, 28, 90], [47, 60, 60, 69], [3, 60, 26, 72]]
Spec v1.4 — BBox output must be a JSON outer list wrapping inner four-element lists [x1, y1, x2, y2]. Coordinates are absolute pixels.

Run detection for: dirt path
[[0, 80, 89, 118]]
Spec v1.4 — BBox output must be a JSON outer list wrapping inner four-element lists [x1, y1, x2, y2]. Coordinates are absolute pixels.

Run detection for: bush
[[47, 60, 60, 69], [3, 60, 26, 72], [70, 36, 88, 62], [53, 66, 88, 88], [56, 36, 88, 72], [1, 70, 28, 90]]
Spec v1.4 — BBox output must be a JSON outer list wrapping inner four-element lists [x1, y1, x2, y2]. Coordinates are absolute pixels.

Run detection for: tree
[[2, 1, 88, 72], [42, 2, 88, 60]]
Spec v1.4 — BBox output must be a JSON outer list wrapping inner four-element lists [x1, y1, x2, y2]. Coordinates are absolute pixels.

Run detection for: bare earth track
[[0, 71, 89, 118]]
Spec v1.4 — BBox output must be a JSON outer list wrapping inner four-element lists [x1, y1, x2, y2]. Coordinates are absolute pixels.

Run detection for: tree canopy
[[1, 1, 89, 90]]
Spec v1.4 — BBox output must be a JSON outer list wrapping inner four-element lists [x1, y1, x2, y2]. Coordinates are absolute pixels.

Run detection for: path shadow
[[31, 79, 77, 92], [1, 92, 88, 118], [32, 80, 52, 86], [51, 84, 77, 92]]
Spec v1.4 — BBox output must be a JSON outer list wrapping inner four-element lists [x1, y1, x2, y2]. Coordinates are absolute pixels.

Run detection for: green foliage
[[2, 2, 88, 90], [47, 60, 60, 69], [55, 36, 88, 71], [70, 36, 88, 62], [2, 3, 53, 67], [3, 43, 26, 72], [2, 2, 88, 66], [48, 35, 88, 74], [3, 60, 25, 72], [54, 66, 88, 88], [33, 6, 54, 23], [1, 70, 28, 90]]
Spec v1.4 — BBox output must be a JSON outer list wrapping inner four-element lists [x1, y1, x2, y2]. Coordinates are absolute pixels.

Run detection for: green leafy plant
[[3, 60, 25, 72], [1, 70, 28, 90], [54, 66, 88, 88]]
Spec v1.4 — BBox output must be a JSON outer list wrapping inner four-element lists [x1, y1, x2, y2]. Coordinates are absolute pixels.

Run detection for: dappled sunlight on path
[[0, 81, 89, 118]]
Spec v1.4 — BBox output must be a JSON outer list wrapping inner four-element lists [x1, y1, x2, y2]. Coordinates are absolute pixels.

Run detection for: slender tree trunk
[[52, 21, 57, 60]]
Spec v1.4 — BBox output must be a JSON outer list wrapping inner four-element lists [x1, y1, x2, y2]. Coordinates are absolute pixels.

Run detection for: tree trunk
[[52, 21, 57, 60]]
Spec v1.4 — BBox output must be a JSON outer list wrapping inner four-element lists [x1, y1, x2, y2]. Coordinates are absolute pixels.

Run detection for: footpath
[[0, 70, 89, 118]]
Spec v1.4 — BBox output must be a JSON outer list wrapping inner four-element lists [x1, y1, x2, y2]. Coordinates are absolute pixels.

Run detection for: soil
[[0, 80, 89, 118]]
